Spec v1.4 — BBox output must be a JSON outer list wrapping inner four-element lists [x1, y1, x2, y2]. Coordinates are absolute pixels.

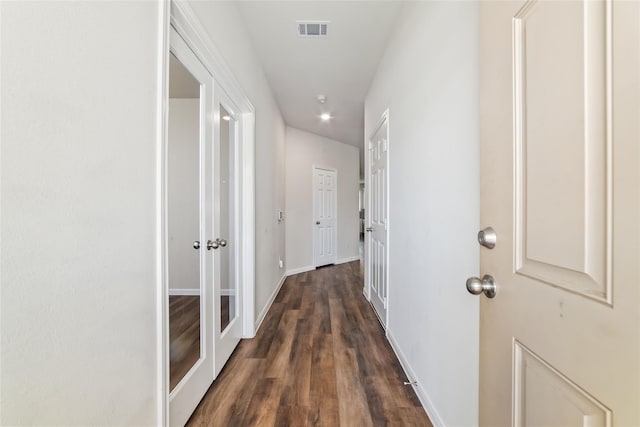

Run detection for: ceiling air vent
[[297, 21, 329, 37]]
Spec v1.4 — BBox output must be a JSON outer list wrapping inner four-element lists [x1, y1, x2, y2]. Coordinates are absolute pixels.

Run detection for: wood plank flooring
[[169, 295, 201, 391], [186, 261, 432, 426]]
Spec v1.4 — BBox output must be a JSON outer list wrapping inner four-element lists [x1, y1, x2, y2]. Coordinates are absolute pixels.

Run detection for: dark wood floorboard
[[186, 261, 433, 427], [221, 295, 230, 332], [170, 295, 201, 391]]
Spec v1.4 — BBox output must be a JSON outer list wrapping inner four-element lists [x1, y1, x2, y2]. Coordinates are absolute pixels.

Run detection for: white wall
[[186, 1, 287, 327], [1, 1, 162, 424], [285, 127, 360, 273], [167, 99, 200, 293], [364, 3, 480, 426]]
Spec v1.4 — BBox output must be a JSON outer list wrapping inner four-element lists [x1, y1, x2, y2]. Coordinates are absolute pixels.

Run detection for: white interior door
[[313, 167, 337, 267], [366, 115, 389, 326], [167, 29, 214, 427], [212, 85, 243, 376], [478, 1, 639, 425]]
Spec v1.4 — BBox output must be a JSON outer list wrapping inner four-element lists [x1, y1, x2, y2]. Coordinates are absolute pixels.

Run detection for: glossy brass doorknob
[[207, 239, 219, 250], [466, 274, 497, 298]]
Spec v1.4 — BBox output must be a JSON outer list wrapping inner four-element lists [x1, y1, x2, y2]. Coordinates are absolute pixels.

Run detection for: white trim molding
[[286, 265, 316, 276], [387, 331, 445, 427], [254, 274, 287, 334], [336, 256, 360, 265], [169, 289, 200, 296]]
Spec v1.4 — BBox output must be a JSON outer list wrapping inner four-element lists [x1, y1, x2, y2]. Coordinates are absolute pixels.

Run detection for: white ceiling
[[237, 1, 403, 163]]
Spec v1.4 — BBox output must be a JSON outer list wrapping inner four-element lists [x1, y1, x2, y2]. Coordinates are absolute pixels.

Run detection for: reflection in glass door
[[219, 106, 236, 333], [167, 52, 201, 392]]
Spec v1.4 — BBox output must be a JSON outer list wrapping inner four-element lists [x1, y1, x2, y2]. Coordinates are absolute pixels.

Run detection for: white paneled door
[[313, 167, 337, 267], [478, 1, 639, 426], [366, 113, 388, 327]]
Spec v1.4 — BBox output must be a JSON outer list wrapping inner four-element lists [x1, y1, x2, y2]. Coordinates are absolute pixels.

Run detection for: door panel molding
[[512, 0, 612, 304], [513, 340, 612, 427]]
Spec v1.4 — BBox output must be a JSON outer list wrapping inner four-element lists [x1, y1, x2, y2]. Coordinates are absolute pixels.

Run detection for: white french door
[[167, 29, 245, 426], [366, 113, 389, 327], [167, 28, 214, 427], [211, 84, 242, 377], [313, 167, 337, 267], [478, 1, 639, 425]]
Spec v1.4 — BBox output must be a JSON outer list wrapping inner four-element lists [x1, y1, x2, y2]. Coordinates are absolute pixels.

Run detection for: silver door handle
[[477, 227, 497, 249], [216, 238, 227, 247], [466, 274, 497, 298], [193, 241, 201, 249], [366, 227, 373, 232], [316, 221, 320, 225], [207, 239, 219, 250]]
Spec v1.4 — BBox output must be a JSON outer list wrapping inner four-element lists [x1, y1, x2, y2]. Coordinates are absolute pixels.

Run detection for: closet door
[[167, 28, 214, 427], [211, 85, 243, 376]]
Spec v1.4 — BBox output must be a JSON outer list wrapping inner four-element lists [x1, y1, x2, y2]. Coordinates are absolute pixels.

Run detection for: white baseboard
[[286, 265, 316, 276], [254, 273, 287, 333], [336, 255, 360, 265], [169, 289, 200, 296], [387, 331, 446, 427]]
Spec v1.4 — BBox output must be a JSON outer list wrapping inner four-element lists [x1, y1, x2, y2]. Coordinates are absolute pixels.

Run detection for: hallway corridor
[[186, 262, 432, 426]]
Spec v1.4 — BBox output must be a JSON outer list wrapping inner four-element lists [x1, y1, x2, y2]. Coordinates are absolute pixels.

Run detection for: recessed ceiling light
[[320, 113, 331, 121], [222, 115, 231, 121]]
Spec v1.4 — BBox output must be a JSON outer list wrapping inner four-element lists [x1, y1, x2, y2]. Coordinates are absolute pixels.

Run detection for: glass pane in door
[[219, 105, 237, 333], [167, 52, 202, 391]]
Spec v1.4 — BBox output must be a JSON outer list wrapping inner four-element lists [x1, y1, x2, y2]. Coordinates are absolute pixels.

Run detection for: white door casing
[[313, 167, 337, 267], [479, 1, 639, 426], [366, 112, 389, 327]]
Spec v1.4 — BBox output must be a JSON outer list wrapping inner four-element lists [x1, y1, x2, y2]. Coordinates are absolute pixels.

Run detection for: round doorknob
[[217, 238, 227, 247], [316, 221, 320, 225], [466, 274, 497, 298], [207, 239, 219, 250], [193, 241, 200, 249]]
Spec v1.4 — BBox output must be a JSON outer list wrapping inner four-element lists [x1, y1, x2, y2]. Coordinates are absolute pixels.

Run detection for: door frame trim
[[312, 165, 338, 267], [159, 1, 257, 424], [364, 109, 390, 330]]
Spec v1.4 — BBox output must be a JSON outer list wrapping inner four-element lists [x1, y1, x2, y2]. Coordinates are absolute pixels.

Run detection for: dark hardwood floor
[[170, 295, 201, 391], [186, 261, 432, 426]]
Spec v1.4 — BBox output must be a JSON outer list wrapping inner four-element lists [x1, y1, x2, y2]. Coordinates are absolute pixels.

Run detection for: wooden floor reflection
[[169, 295, 200, 391]]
